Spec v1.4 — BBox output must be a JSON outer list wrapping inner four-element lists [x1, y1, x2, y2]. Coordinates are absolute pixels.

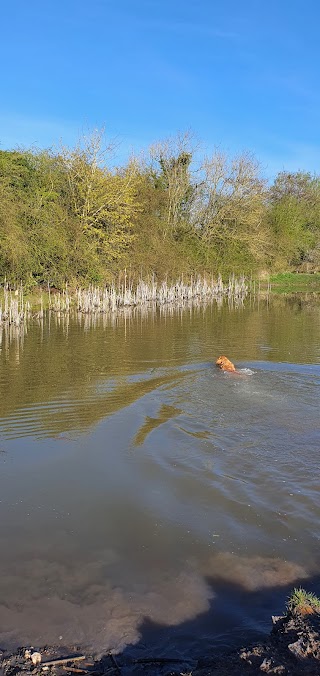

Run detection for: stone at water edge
[[31, 652, 42, 666]]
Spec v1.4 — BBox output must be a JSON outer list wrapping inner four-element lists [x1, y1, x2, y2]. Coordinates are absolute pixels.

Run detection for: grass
[[269, 272, 320, 293], [286, 588, 320, 616]]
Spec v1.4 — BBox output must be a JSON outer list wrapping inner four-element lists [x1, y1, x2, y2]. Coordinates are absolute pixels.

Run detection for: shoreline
[[1, 609, 319, 675]]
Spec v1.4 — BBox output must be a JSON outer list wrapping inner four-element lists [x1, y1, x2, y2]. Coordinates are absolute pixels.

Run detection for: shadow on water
[[133, 404, 182, 447], [85, 572, 320, 675]]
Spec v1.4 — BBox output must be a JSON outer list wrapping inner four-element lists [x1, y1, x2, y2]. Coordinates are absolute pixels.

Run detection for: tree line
[[0, 130, 319, 287]]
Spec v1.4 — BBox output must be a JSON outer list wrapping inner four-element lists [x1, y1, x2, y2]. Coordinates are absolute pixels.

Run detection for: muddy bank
[[1, 610, 320, 676]]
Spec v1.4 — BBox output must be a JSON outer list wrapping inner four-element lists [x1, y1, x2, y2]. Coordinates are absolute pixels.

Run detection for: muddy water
[[0, 295, 319, 660]]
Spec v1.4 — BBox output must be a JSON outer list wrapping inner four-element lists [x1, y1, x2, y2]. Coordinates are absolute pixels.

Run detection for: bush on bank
[[1, 131, 320, 288]]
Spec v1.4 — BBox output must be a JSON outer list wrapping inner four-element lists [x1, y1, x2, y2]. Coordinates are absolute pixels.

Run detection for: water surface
[[0, 295, 319, 662]]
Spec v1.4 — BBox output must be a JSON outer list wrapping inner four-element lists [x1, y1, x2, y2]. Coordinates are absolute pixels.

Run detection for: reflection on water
[[134, 404, 182, 446], [0, 295, 319, 658]]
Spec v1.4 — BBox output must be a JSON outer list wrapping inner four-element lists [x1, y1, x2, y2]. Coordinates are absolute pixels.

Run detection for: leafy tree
[[150, 132, 195, 237], [268, 171, 320, 269], [59, 131, 141, 266], [0, 151, 35, 279], [1, 134, 320, 285]]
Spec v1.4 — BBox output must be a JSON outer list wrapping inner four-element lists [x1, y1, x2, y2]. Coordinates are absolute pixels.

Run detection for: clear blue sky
[[1, 0, 319, 176]]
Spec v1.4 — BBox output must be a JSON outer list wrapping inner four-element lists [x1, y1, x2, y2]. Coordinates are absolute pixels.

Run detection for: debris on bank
[[1, 600, 320, 676]]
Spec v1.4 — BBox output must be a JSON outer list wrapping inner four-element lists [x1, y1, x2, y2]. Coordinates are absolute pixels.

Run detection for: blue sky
[[1, 0, 319, 176]]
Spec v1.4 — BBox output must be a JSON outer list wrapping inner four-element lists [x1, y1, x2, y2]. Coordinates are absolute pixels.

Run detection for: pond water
[[0, 295, 320, 664]]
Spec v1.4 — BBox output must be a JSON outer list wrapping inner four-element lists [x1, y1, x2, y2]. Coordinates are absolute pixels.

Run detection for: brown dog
[[216, 355, 236, 372]]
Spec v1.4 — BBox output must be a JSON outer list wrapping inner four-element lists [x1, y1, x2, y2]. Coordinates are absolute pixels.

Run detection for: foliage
[[287, 588, 320, 616], [1, 132, 320, 286], [268, 171, 320, 270], [190, 150, 271, 271], [150, 131, 196, 237]]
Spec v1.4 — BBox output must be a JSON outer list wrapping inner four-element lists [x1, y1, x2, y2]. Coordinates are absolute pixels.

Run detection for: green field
[[269, 272, 320, 293]]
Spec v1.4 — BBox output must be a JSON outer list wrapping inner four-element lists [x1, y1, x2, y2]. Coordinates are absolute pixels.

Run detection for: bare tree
[[193, 149, 269, 260]]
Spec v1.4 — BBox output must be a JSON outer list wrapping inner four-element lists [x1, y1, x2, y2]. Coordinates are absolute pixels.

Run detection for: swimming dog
[[216, 355, 236, 372]]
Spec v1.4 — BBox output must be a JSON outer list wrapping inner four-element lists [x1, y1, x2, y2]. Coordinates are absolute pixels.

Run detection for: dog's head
[[216, 355, 235, 371]]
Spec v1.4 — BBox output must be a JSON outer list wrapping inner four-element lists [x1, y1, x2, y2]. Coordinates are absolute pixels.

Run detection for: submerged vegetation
[[1, 130, 320, 288]]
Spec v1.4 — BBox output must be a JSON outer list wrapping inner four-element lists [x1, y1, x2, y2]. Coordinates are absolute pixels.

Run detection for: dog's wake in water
[[235, 367, 254, 376]]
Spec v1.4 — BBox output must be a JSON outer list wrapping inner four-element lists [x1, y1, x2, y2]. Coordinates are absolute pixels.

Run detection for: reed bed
[[48, 287, 71, 313], [1, 274, 249, 325], [0, 279, 249, 350], [75, 274, 248, 313], [0, 285, 33, 326]]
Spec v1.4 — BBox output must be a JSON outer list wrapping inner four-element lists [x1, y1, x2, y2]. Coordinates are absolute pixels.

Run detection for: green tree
[[59, 131, 141, 267], [150, 132, 195, 237], [0, 150, 35, 279], [268, 171, 320, 270]]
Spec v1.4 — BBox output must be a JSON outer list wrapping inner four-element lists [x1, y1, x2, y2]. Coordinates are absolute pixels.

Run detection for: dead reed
[[75, 274, 248, 313], [0, 274, 249, 324], [0, 284, 32, 326]]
